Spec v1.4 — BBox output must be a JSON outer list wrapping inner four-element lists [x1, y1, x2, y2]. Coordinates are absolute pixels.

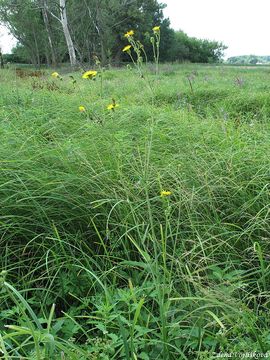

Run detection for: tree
[[168, 30, 226, 63], [0, 0, 51, 66], [0, 0, 227, 66], [65, 0, 172, 65], [40, 0, 77, 65], [58, 0, 76, 66], [0, 0, 76, 66], [0, 46, 4, 67], [41, 0, 57, 66]]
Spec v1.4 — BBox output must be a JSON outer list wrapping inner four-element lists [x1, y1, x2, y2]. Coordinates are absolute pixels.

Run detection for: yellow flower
[[153, 26, 160, 33], [82, 70, 97, 79], [124, 30, 134, 38], [79, 106, 86, 112], [51, 71, 60, 78], [122, 45, 132, 53], [107, 103, 119, 110], [160, 190, 172, 197]]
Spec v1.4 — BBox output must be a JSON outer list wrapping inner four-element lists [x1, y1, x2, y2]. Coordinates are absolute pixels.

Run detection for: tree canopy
[[227, 55, 270, 65], [0, 0, 227, 66]]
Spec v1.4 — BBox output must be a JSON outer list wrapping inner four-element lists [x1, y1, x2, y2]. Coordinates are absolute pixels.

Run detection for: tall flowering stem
[[122, 27, 164, 96], [152, 26, 161, 77], [123, 31, 145, 78]]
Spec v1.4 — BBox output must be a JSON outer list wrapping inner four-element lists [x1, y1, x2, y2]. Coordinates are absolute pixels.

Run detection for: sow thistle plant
[[79, 105, 86, 112], [51, 71, 62, 80], [122, 25, 161, 79], [82, 58, 105, 98], [124, 30, 134, 38], [48, 26, 162, 123], [122, 30, 147, 78], [151, 26, 161, 76], [78, 104, 105, 124], [160, 190, 172, 197], [82, 70, 97, 80], [49, 59, 120, 122], [107, 98, 120, 111]]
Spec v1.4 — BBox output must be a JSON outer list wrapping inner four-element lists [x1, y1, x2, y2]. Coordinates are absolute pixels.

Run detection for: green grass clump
[[0, 64, 270, 359]]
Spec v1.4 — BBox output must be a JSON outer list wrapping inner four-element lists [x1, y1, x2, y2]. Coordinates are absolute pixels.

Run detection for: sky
[[163, 0, 270, 58], [0, 0, 270, 58], [0, 25, 17, 53]]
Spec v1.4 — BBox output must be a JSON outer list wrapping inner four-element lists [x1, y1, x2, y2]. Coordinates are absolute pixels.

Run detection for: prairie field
[[0, 64, 270, 359]]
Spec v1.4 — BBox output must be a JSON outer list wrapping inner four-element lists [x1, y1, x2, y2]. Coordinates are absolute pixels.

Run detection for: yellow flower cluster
[[124, 30, 134, 38], [51, 72, 60, 78], [78, 103, 120, 113], [122, 26, 160, 54], [122, 45, 132, 53], [82, 70, 97, 79], [50, 71, 121, 113], [79, 106, 86, 112], [107, 103, 119, 110], [122, 30, 134, 52], [160, 190, 172, 197]]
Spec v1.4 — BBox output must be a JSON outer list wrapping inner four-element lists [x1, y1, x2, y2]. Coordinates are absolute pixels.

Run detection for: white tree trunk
[[59, 0, 76, 66]]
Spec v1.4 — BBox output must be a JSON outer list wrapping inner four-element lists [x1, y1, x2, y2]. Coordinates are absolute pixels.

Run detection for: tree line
[[227, 55, 270, 65], [0, 0, 227, 67]]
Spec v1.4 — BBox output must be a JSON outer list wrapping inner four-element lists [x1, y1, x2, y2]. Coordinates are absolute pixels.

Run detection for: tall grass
[[0, 64, 269, 359]]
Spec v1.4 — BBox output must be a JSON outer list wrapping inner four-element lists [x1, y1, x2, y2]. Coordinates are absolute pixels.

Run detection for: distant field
[[0, 64, 269, 359]]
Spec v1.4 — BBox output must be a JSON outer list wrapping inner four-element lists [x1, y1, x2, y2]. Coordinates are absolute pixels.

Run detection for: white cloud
[[163, 0, 270, 58], [0, 25, 17, 53]]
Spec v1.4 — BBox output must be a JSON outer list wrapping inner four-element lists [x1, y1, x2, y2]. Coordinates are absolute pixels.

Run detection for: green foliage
[[3, 44, 30, 63], [168, 30, 227, 63], [0, 0, 50, 65], [227, 55, 270, 65], [0, 64, 270, 358], [0, 0, 226, 65]]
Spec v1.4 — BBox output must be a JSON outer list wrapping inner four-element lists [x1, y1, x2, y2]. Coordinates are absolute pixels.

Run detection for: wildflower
[[124, 30, 134, 38], [153, 26, 160, 33], [122, 45, 132, 53], [82, 70, 97, 79], [51, 72, 60, 78], [107, 103, 119, 110], [79, 106, 86, 112], [160, 190, 172, 197]]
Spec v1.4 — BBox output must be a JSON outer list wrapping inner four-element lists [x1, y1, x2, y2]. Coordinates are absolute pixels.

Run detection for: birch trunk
[[0, 49, 4, 69], [59, 0, 76, 66]]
